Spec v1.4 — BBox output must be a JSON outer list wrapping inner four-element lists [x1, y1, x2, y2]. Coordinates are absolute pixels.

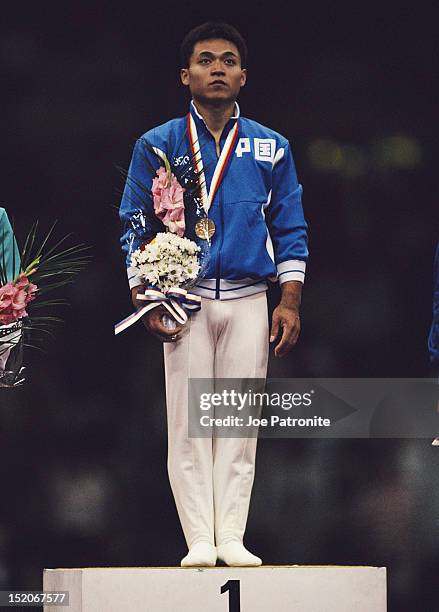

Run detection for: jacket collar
[[189, 99, 240, 134]]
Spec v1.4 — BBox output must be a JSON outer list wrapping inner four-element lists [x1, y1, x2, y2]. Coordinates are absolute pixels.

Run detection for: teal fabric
[[0, 208, 21, 282]]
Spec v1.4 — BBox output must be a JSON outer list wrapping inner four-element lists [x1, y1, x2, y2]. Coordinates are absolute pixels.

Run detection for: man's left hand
[[270, 304, 301, 357], [270, 280, 303, 357]]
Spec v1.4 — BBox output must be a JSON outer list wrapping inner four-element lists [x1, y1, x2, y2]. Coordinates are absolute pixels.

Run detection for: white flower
[[130, 232, 201, 293]]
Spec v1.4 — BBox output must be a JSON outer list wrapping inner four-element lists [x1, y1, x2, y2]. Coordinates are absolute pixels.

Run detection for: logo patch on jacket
[[235, 137, 276, 162]]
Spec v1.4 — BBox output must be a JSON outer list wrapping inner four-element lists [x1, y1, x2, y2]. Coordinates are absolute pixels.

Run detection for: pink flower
[[0, 283, 15, 309], [152, 166, 169, 191], [0, 276, 38, 324], [151, 167, 186, 237], [24, 281, 38, 305]]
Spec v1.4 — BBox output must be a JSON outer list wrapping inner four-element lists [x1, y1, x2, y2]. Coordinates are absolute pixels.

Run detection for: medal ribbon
[[187, 112, 239, 213]]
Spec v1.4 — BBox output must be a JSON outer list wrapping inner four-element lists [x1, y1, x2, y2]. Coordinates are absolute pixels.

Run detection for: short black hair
[[180, 21, 247, 68]]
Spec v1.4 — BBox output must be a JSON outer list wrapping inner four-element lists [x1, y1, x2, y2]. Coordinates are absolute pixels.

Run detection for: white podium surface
[[43, 565, 386, 611]]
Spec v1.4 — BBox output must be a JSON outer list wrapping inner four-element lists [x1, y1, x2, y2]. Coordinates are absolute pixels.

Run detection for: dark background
[[1, 1, 438, 610]]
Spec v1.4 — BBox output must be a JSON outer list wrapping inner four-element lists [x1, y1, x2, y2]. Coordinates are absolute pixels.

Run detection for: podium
[[43, 565, 386, 611]]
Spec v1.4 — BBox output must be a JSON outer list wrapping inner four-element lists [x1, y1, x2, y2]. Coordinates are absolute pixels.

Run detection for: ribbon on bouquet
[[0, 319, 23, 372], [114, 286, 201, 335]]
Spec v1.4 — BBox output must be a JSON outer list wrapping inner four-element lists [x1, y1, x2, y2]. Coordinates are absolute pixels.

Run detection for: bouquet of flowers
[[131, 233, 201, 293], [115, 141, 211, 335], [0, 218, 90, 387], [0, 262, 38, 384]]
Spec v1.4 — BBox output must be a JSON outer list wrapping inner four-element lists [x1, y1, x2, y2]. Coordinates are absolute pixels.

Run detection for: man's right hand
[[131, 286, 184, 343]]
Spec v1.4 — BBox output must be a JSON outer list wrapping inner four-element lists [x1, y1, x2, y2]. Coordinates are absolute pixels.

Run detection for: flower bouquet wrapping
[[0, 217, 90, 387], [0, 267, 37, 386], [115, 140, 213, 335]]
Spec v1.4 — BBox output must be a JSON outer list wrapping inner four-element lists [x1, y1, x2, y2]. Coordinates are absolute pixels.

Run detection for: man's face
[[180, 39, 246, 105]]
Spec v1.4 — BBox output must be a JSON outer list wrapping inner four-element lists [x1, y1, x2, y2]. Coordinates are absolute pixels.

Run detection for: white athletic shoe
[[217, 542, 262, 567], [180, 543, 217, 567]]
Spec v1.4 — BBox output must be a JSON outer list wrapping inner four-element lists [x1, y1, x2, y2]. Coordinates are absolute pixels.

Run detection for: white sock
[[217, 542, 262, 567], [432, 438, 439, 446], [180, 542, 217, 567]]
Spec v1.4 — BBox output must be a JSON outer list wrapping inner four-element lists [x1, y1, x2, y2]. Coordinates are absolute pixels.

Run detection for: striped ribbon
[[0, 319, 23, 340], [187, 112, 239, 213], [114, 286, 201, 335]]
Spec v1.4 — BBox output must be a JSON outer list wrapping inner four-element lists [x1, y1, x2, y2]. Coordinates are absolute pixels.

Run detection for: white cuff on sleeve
[[127, 266, 144, 290], [277, 260, 306, 284]]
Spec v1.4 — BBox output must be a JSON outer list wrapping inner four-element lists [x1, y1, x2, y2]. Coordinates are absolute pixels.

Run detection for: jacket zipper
[[215, 184, 225, 299], [204, 131, 226, 300]]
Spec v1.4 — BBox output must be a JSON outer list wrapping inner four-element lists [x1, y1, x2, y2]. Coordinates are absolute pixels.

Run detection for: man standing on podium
[[119, 22, 308, 567]]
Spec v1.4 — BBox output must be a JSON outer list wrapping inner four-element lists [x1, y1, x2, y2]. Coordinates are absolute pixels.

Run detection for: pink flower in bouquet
[[0, 276, 38, 324], [14, 274, 38, 305], [152, 166, 186, 237]]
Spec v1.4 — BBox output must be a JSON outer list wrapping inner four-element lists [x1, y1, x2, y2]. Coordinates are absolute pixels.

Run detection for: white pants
[[163, 292, 269, 548]]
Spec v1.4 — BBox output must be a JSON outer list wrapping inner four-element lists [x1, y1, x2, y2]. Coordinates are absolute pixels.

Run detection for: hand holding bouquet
[[116, 151, 208, 336], [116, 231, 202, 335]]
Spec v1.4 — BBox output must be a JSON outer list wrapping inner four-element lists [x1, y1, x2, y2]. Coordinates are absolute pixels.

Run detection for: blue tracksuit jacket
[[120, 101, 308, 299]]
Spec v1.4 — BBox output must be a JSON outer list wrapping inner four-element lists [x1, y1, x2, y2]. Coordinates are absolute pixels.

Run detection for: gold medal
[[195, 217, 216, 240]]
